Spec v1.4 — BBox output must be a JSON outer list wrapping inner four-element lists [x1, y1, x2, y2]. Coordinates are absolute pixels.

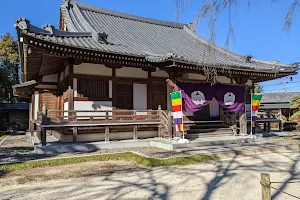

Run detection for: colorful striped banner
[[170, 91, 183, 132], [252, 94, 262, 121]]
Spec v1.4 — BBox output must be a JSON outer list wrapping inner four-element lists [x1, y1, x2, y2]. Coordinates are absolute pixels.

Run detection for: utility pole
[[281, 77, 287, 92]]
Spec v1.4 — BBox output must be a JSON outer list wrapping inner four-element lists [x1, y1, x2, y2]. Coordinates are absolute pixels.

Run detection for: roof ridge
[[75, 1, 185, 29]]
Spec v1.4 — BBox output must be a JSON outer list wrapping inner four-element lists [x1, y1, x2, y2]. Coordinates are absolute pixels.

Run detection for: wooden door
[[152, 81, 167, 110], [39, 92, 57, 117], [116, 81, 133, 109]]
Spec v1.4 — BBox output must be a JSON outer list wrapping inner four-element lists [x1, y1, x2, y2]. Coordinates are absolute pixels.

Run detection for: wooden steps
[[184, 120, 233, 139]]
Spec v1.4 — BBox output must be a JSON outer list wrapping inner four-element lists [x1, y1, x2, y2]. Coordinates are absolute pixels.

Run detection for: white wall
[[34, 91, 39, 120], [246, 79, 253, 87], [133, 83, 147, 115], [109, 80, 112, 98], [188, 73, 206, 81], [74, 101, 112, 117], [35, 84, 57, 89], [42, 74, 58, 82], [64, 65, 69, 77], [187, 73, 232, 84], [59, 71, 64, 82], [74, 63, 112, 76], [217, 76, 231, 84], [73, 78, 78, 97], [116, 67, 147, 78], [152, 70, 169, 78], [64, 101, 69, 117]]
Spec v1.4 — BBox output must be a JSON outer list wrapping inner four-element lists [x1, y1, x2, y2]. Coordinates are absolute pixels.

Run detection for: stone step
[[174, 143, 299, 156], [186, 128, 233, 133], [173, 137, 263, 149], [186, 134, 233, 140], [185, 124, 229, 129]]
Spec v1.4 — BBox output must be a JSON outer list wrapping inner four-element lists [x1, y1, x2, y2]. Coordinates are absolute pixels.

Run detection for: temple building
[[13, 0, 298, 143]]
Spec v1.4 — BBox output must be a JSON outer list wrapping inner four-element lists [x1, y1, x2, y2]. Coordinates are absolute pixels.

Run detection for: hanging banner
[[252, 94, 262, 121], [177, 82, 245, 113], [170, 91, 183, 132]]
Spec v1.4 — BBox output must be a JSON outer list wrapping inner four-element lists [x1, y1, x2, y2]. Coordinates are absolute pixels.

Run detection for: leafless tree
[[175, 0, 299, 47]]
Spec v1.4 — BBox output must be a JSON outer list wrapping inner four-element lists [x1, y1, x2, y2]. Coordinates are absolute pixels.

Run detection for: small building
[[12, 0, 298, 143], [0, 103, 29, 131], [260, 92, 300, 120]]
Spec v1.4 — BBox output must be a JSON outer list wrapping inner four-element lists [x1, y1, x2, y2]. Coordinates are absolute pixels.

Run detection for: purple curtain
[[177, 82, 245, 113]]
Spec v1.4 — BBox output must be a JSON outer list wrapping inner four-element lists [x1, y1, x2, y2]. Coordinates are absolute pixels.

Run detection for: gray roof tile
[[14, 1, 299, 73], [261, 92, 300, 103]]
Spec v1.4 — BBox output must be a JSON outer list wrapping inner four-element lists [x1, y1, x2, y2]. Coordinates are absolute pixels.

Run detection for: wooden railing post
[[41, 104, 47, 146], [73, 127, 78, 142], [261, 173, 271, 200], [133, 110, 137, 120], [105, 111, 109, 121], [133, 125, 138, 140], [105, 126, 109, 142], [168, 114, 173, 139]]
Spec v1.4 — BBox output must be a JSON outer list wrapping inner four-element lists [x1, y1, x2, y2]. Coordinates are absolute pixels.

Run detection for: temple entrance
[[210, 98, 220, 120], [193, 104, 220, 121]]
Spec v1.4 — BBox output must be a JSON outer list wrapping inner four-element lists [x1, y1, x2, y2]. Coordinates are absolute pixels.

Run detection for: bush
[[281, 115, 287, 121]]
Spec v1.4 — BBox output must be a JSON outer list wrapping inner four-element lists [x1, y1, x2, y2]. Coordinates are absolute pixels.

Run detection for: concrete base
[[35, 139, 152, 154], [50, 130, 158, 142], [34, 134, 261, 154]]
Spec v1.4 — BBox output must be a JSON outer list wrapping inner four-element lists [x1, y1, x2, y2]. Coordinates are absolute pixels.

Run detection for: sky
[[1, 0, 299, 92]]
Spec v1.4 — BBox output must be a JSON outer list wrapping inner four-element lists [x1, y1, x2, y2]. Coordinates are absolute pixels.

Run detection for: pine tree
[[0, 33, 19, 103]]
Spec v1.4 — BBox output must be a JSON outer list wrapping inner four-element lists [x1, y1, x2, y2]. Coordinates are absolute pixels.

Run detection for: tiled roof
[[261, 92, 300, 103], [14, 0, 299, 73], [0, 103, 29, 110]]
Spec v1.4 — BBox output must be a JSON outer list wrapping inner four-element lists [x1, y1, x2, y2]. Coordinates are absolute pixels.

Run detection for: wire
[[271, 181, 300, 184], [269, 185, 300, 199]]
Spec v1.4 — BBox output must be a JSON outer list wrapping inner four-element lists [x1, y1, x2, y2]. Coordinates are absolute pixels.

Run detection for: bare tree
[[175, 0, 299, 47]]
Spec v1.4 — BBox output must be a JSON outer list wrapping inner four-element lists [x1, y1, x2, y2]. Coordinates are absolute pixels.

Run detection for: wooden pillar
[[147, 71, 152, 110], [72, 127, 78, 142], [68, 64, 74, 119], [29, 94, 35, 134], [112, 68, 117, 108], [133, 125, 137, 140], [41, 104, 47, 146], [279, 121, 282, 131]]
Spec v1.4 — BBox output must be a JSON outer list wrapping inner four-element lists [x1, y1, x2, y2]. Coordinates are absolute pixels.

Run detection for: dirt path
[[1, 151, 299, 200]]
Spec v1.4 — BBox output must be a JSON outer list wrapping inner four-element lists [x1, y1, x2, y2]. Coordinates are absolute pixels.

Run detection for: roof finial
[[43, 24, 55, 35], [98, 32, 108, 44], [245, 55, 252, 63], [64, 0, 74, 10], [14, 18, 30, 30], [187, 22, 195, 32]]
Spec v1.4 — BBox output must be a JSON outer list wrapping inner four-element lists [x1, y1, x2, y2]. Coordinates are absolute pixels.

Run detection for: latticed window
[[78, 79, 109, 99]]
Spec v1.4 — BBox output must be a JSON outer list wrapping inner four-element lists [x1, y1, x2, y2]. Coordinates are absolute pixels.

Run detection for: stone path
[[1, 152, 299, 200]]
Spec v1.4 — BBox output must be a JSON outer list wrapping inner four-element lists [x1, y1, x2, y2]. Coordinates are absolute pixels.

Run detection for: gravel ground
[[1, 152, 299, 200], [1, 133, 298, 164], [0, 134, 189, 164], [266, 136, 300, 145]]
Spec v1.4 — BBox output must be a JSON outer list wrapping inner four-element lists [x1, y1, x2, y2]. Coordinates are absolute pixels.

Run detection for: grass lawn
[[0, 135, 7, 142], [0, 152, 217, 172], [292, 137, 300, 141]]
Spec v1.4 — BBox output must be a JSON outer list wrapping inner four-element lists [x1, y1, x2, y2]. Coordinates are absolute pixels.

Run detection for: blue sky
[[1, 0, 299, 92]]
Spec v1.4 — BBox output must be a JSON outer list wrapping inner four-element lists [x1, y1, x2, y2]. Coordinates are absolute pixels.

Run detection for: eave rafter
[[21, 35, 297, 81]]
